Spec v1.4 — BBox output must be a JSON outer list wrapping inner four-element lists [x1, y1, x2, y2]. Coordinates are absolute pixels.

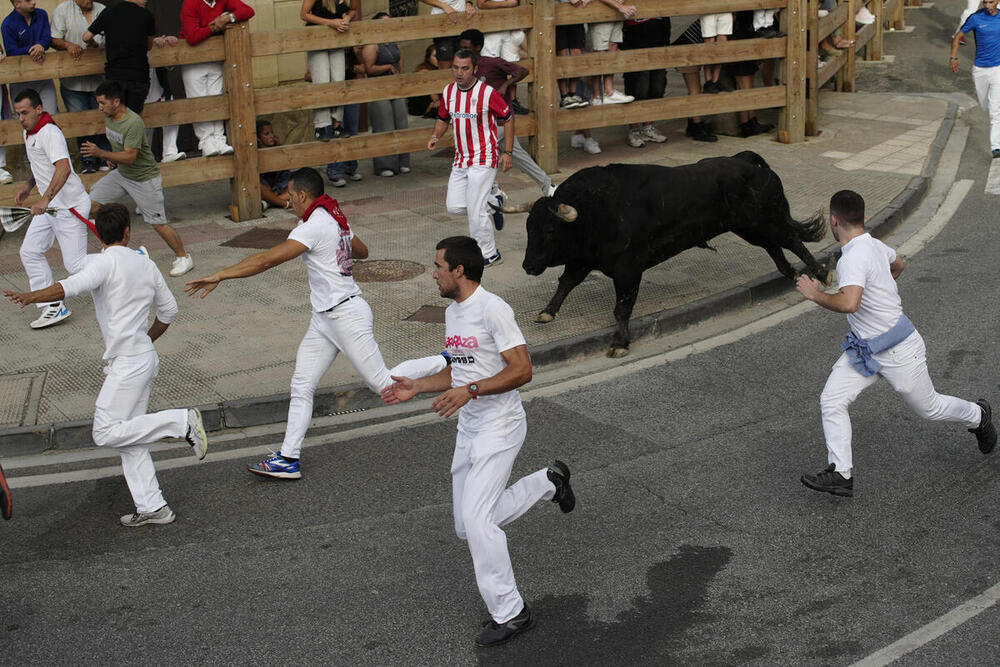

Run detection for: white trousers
[[308, 48, 346, 128], [956, 0, 981, 34], [92, 350, 188, 513], [753, 9, 778, 30], [447, 165, 498, 259], [972, 65, 1000, 150], [820, 331, 982, 473], [452, 418, 555, 623], [181, 62, 226, 148], [145, 71, 180, 158], [20, 204, 91, 307], [482, 30, 525, 62]]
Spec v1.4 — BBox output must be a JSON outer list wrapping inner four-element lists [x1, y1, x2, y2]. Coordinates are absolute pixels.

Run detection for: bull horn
[[488, 199, 535, 214], [550, 203, 578, 222]]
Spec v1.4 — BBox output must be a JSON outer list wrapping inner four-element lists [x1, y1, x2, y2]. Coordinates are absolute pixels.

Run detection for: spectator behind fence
[[556, 0, 600, 155], [726, 10, 774, 138], [622, 16, 669, 148], [420, 0, 475, 70], [0, 42, 11, 183], [144, 64, 186, 162], [671, 18, 717, 143], [179, 0, 254, 156], [326, 45, 363, 186], [256, 119, 291, 209], [301, 0, 358, 141], [2, 0, 59, 115], [407, 44, 441, 118], [476, 0, 528, 113], [51, 0, 111, 174], [588, 0, 636, 106], [700, 11, 733, 93], [363, 12, 410, 178]]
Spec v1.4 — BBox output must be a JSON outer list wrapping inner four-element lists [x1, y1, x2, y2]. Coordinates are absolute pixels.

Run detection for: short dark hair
[[95, 80, 122, 102], [436, 236, 484, 283], [372, 10, 389, 18], [13, 88, 42, 108], [452, 48, 479, 66], [255, 119, 272, 136], [94, 203, 131, 245], [830, 190, 865, 226], [459, 29, 484, 48], [289, 167, 325, 200]]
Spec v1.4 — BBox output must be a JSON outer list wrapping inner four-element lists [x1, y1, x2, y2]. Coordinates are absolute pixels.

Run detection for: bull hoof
[[606, 346, 630, 359], [535, 312, 555, 323]]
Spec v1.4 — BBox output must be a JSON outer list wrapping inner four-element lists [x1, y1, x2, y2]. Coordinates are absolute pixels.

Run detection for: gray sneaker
[[120, 504, 176, 527], [186, 408, 208, 460]]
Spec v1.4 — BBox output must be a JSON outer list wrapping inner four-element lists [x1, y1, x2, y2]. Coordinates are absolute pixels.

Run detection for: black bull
[[504, 151, 830, 357]]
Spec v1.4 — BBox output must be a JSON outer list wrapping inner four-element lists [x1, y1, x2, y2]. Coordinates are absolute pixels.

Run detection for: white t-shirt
[[431, 0, 465, 14], [446, 285, 527, 431], [51, 0, 105, 92], [24, 124, 90, 211], [287, 206, 362, 312], [836, 232, 903, 339], [60, 246, 178, 361]]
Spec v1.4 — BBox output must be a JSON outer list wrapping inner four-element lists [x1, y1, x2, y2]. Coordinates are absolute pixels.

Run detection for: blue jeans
[[61, 86, 111, 170], [327, 103, 360, 181]]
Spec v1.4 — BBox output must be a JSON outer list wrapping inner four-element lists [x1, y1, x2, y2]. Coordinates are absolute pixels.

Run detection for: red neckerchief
[[25, 112, 56, 136], [302, 194, 350, 231]]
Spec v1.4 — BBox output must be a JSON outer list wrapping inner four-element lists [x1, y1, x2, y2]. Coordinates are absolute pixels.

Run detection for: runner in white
[[796, 190, 996, 497], [381, 235, 575, 648], [185, 167, 444, 480], [427, 49, 514, 267], [12, 87, 92, 329], [4, 203, 209, 527]]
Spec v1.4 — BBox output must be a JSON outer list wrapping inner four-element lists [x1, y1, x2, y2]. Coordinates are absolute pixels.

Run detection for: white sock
[[839, 469, 852, 480]]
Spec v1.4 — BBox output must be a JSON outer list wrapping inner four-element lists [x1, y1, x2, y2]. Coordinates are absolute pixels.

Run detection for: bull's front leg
[[609, 270, 642, 358], [537, 263, 591, 323]]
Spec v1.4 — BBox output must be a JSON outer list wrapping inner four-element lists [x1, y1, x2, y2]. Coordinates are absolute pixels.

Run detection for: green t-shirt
[[104, 108, 159, 183]]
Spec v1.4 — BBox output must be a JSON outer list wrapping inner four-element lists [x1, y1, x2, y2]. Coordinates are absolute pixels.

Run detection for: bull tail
[[789, 209, 827, 242], [733, 150, 771, 170]]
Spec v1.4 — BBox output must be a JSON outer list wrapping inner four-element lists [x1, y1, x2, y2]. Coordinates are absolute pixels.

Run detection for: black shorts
[[434, 36, 458, 62], [556, 24, 586, 52]]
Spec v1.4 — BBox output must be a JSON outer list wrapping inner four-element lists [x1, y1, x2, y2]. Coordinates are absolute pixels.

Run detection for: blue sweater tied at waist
[[842, 314, 915, 377]]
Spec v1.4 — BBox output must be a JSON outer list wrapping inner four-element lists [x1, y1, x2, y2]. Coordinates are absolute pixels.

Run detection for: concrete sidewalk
[[0, 91, 952, 453]]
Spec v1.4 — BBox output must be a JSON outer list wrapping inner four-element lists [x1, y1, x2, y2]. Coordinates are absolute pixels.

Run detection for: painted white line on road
[[985, 160, 1000, 195], [850, 582, 1000, 667], [897, 179, 973, 257]]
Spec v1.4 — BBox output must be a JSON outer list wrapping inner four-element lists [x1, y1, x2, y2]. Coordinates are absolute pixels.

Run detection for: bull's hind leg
[[538, 263, 590, 323]]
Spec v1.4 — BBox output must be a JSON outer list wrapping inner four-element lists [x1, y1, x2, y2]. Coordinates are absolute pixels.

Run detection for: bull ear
[[549, 203, 578, 222], [489, 199, 535, 214]]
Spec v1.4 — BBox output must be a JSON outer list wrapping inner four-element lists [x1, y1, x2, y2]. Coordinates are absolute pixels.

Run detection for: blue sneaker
[[248, 452, 302, 479], [491, 191, 505, 231], [30, 302, 71, 329], [484, 251, 503, 268]]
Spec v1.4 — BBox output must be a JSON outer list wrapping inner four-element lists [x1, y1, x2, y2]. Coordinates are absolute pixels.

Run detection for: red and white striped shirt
[[437, 80, 512, 169]]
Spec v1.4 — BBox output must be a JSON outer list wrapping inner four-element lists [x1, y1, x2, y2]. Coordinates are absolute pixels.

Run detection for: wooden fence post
[[806, 0, 819, 135], [868, 0, 884, 61], [780, 0, 806, 143], [529, 0, 557, 173], [842, 0, 857, 92], [224, 23, 261, 222]]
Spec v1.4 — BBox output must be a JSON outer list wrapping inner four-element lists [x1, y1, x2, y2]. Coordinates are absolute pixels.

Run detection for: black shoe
[[547, 460, 575, 513], [993, 149, 1000, 159], [315, 126, 332, 142], [686, 120, 718, 143], [969, 399, 997, 454], [755, 26, 785, 38], [702, 80, 720, 94], [330, 123, 344, 139], [510, 98, 531, 115], [752, 117, 775, 134], [0, 463, 11, 520], [476, 603, 535, 647], [801, 463, 853, 497]]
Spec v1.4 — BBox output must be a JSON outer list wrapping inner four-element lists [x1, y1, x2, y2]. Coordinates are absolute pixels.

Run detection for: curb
[[0, 103, 958, 455]]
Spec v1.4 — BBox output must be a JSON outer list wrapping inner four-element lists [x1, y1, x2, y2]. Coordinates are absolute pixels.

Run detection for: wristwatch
[[228, 12, 236, 22], [468, 383, 480, 400]]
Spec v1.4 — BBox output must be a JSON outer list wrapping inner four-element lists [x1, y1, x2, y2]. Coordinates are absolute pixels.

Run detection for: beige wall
[[29, 0, 428, 88]]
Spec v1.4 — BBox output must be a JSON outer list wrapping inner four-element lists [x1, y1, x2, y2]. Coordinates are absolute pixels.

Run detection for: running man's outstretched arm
[[380, 366, 453, 405], [796, 275, 863, 314], [184, 239, 308, 298]]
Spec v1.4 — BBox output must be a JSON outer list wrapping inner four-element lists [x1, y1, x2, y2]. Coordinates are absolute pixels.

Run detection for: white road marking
[[985, 160, 1000, 195], [850, 582, 1000, 667]]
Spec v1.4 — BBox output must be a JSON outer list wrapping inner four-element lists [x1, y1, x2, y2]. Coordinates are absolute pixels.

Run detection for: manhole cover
[[353, 259, 425, 283], [221, 227, 290, 249]]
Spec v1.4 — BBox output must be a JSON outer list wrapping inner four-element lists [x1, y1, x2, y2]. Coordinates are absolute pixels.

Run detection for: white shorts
[[588, 22, 623, 52], [701, 13, 734, 38], [90, 170, 168, 225]]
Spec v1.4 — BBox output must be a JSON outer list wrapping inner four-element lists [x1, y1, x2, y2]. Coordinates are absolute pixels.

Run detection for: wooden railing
[[0, 0, 895, 220]]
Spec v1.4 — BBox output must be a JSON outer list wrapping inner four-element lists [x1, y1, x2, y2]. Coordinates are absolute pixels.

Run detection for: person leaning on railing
[[2, 0, 59, 116], [419, 0, 476, 70], [362, 11, 411, 178], [300, 0, 359, 141], [255, 119, 291, 210], [0, 44, 10, 184], [407, 43, 441, 118], [178, 0, 255, 157]]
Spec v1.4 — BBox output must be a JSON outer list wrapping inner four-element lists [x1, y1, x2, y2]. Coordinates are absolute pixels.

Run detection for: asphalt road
[[3, 2, 1000, 664]]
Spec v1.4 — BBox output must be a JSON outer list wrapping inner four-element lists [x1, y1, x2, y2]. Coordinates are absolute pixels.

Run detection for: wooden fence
[[0, 0, 901, 221]]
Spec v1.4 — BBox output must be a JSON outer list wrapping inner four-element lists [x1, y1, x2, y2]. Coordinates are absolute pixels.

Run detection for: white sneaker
[[98, 165, 111, 172], [330, 177, 347, 187], [583, 138, 602, 154], [641, 124, 667, 143], [627, 129, 645, 148], [185, 408, 208, 460], [201, 139, 221, 157], [818, 8, 829, 16], [169, 254, 194, 277], [30, 302, 71, 329], [216, 140, 235, 156], [855, 6, 875, 24], [399, 166, 411, 174], [570, 133, 586, 149], [603, 90, 634, 105], [380, 169, 395, 177], [120, 504, 175, 527], [548, 184, 557, 196], [162, 151, 186, 163], [348, 172, 363, 181], [0, 167, 12, 184], [590, 96, 603, 106], [261, 200, 270, 211]]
